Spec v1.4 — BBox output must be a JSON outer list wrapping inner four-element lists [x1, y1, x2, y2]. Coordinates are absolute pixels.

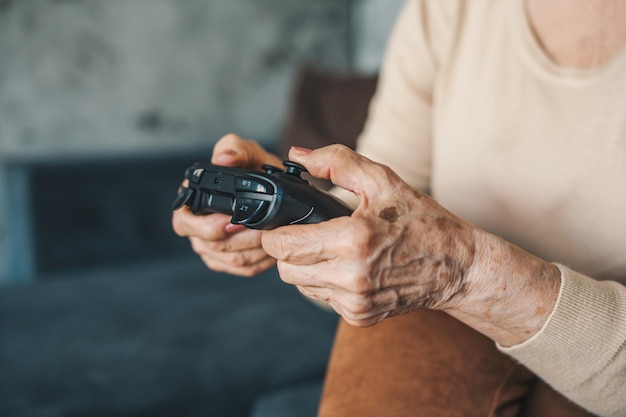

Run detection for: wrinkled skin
[[261, 144, 477, 327], [173, 137, 560, 345], [172, 134, 282, 277]]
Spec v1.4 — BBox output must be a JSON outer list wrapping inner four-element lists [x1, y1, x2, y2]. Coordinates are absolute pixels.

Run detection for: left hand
[[261, 145, 478, 327]]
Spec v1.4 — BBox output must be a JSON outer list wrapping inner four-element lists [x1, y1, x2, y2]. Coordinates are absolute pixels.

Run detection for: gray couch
[[0, 261, 338, 417], [0, 150, 339, 417]]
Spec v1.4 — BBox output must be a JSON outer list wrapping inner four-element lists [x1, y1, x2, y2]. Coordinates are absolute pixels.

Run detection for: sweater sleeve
[[352, 0, 460, 195], [341, 1, 626, 416], [499, 265, 626, 417]]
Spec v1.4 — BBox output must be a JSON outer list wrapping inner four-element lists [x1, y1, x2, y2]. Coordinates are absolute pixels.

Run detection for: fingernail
[[212, 149, 238, 164], [291, 146, 313, 155], [225, 223, 246, 234]]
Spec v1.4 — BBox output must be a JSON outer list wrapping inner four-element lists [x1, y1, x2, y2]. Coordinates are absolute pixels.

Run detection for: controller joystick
[[262, 164, 283, 174], [173, 160, 352, 230], [283, 161, 307, 177]]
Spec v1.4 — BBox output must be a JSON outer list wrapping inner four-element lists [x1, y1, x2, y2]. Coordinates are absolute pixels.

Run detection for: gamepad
[[172, 161, 353, 230]]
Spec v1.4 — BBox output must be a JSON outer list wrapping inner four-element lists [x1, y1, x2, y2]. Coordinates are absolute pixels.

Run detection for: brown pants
[[318, 310, 596, 417]]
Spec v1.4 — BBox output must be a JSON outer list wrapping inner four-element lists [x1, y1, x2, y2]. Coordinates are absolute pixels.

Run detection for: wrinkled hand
[[262, 145, 478, 326], [172, 134, 282, 276]]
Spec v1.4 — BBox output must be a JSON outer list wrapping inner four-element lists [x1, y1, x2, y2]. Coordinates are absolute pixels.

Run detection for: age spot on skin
[[378, 207, 399, 223], [435, 216, 463, 232]]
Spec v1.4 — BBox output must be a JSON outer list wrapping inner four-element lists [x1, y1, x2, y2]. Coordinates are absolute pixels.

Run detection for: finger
[[172, 208, 235, 240], [276, 257, 367, 294], [211, 134, 253, 167], [225, 223, 247, 234], [189, 230, 264, 256], [190, 238, 269, 267], [211, 133, 282, 169], [262, 216, 353, 265], [277, 260, 412, 313], [200, 253, 276, 277], [289, 144, 400, 201], [294, 283, 390, 327]]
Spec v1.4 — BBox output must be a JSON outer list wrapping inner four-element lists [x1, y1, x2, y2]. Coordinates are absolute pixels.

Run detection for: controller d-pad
[[232, 198, 269, 224]]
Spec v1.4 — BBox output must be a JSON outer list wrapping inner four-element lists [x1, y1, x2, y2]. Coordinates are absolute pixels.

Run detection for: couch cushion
[[280, 67, 377, 188]]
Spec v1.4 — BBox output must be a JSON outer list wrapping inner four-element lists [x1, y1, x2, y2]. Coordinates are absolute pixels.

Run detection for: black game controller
[[172, 161, 353, 230]]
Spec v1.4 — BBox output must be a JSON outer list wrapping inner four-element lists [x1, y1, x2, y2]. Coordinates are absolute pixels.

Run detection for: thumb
[[289, 144, 395, 200], [212, 134, 281, 169]]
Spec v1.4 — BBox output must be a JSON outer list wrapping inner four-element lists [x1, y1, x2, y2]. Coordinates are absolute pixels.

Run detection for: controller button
[[262, 164, 283, 174], [235, 176, 272, 194], [197, 193, 234, 215], [232, 198, 269, 224], [172, 188, 194, 210], [190, 168, 204, 184], [201, 172, 235, 193], [283, 161, 307, 177]]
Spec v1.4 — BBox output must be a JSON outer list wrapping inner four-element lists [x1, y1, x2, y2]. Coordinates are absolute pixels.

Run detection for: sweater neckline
[[512, 0, 626, 87]]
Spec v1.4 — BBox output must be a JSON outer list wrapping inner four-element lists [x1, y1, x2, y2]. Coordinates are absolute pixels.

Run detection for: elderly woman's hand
[[172, 134, 282, 277], [261, 144, 478, 327]]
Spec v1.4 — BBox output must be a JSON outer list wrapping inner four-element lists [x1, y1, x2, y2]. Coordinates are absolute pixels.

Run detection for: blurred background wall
[[0, 1, 406, 416], [0, 0, 404, 283]]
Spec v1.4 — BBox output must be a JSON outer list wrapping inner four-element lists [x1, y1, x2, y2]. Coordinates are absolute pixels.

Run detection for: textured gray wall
[[0, 0, 351, 282], [0, 0, 351, 154], [353, 0, 405, 73]]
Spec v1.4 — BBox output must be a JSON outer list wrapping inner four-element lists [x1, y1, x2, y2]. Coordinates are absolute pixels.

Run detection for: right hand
[[172, 133, 283, 277]]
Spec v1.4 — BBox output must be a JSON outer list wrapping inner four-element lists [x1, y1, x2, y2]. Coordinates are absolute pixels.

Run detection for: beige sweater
[[351, 0, 626, 415]]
